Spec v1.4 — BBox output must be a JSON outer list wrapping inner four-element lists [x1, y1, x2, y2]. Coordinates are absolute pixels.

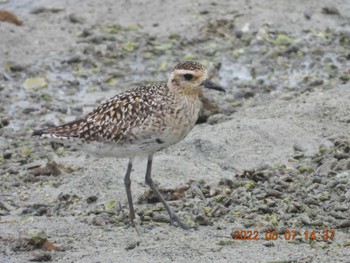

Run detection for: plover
[[33, 61, 225, 229]]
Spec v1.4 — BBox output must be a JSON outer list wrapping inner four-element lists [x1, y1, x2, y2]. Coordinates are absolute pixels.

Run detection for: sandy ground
[[0, 0, 350, 262]]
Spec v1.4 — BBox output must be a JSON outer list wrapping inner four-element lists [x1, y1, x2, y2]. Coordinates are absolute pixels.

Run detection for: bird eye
[[184, 74, 193, 81]]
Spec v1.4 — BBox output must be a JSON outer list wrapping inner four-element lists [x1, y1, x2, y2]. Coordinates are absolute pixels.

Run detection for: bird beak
[[201, 79, 226, 92]]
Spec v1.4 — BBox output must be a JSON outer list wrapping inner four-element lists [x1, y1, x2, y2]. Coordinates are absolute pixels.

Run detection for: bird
[[32, 61, 225, 230]]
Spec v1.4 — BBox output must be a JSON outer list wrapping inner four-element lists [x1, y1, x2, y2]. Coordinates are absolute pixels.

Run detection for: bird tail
[[32, 129, 45, 137], [32, 118, 83, 140]]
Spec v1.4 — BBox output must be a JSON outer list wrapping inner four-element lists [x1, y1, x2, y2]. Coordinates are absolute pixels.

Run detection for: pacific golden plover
[[33, 61, 225, 229]]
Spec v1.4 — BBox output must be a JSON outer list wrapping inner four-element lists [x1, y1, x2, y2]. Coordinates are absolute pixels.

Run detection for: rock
[[195, 215, 213, 226], [0, 10, 22, 26], [153, 213, 170, 223], [125, 240, 140, 251], [23, 77, 48, 90], [68, 13, 84, 24], [338, 220, 350, 228], [28, 253, 52, 262], [206, 113, 231, 125], [322, 6, 340, 15], [0, 118, 9, 128], [334, 204, 348, 212], [266, 190, 282, 198], [30, 7, 64, 14], [304, 8, 312, 19], [316, 158, 337, 176], [263, 241, 275, 247], [86, 195, 98, 203], [9, 63, 26, 72], [3, 151, 12, 159], [304, 197, 319, 206]]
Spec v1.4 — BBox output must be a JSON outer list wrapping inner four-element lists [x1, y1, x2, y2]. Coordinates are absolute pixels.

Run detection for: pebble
[[338, 220, 350, 228], [195, 215, 213, 226], [304, 8, 312, 20], [322, 6, 340, 15], [266, 189, 282, 198], [86, 195, 98, 203], [316, 158, 337, 176], [0, 118, 9, 128], [125, 240, 140, 251], [3, 151, 12, 159], [68, 13, 84, 24], [263, 241, 275, 247], [152, 213, 170, 223]]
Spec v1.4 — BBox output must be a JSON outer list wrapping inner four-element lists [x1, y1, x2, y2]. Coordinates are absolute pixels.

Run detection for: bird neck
[[176, 86, 200, 97], [167, 81, 200, 98]]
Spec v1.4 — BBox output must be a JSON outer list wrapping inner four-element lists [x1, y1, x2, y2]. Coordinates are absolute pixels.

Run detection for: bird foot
[[169, 213, 190, 230]]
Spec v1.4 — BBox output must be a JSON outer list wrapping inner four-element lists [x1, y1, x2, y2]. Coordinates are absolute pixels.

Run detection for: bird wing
[[35, 84, 170, 143]]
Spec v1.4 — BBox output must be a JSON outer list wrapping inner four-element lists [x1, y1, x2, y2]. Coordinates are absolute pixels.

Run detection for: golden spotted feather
[[34, 83, 173, 144]]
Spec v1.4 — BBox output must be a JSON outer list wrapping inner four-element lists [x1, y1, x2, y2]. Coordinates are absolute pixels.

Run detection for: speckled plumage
[[33, 61, 224, 229], [33, 82, 200, 157]]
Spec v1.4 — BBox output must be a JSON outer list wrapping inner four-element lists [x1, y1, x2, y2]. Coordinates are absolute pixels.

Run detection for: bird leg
[[124, 158, 135, 226], [145, 154, 189, 230]]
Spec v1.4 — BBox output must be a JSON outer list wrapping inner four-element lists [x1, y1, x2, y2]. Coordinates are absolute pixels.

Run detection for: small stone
[[310, 79, 324, 87], [30, 7, 64, 14], [334, 152, 349, 160], [0, 118, 10, 128], [195, 215, 213, 226], [224, 188, 232, 195], [293, 144, 306, 152], [334, 204, 348, 212], [25, 229, 48, 247], [86, 195, 98, 203], [23, 77, 48, 90], [191, 185, 205, 199], [310, 219, 324, 227], [209, 188, 219, 197], [3, 151, 12, 159], [183, 218, 196, 228], [218, 178, 234, 187], [319, 192, 330, 201], [22, 107, 37, 114], [300, 215, 311, 225], [153, 213, 170, 223], [30, 161, 62, 177], [214, 194, 225, 202], [304, 197, 319, 206], [10, 181, 21, 187], [142, 209, 154, 217], [322, 6, 340, 15], [125, 240, 140, 251], [65, 55, 82, 64], [259, 205, 274, 214], [306, 183, 319, 192], [338, 220, 350, 228], [317, 158, 337, 176], [304, 8, 312, 19], [68, 13, 84, 24], [234, 30, 243, 38], [266, 190, 282, 198], [312, 176, 322, 184], [28, 253, 52, 262], [9, 63, 25, 72], [329, 212, 347, 220], [263, 241, 275, 247], [141, 215, 151, 221], [0, 10, 22, 26], [297, 164, 314, 173], [206, 114, 231, 125]]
